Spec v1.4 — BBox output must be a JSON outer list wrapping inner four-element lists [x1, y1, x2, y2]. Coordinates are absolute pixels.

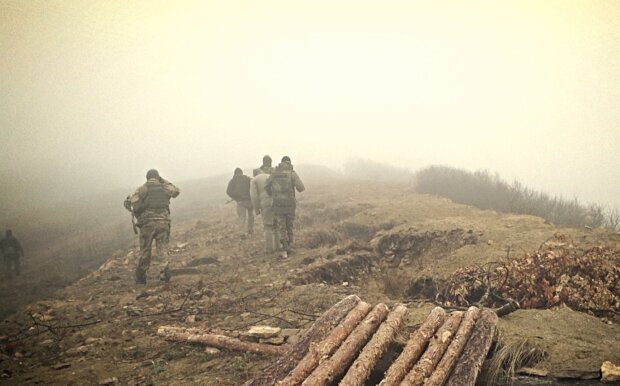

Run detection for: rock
[[246, 325, 281, 339], [66, 345, 89, 356], [51, 363, 71, 370], [259, 336, 286, 345], [602, 361, 620, 383], [204, 347, 220, 355], [99, 376, 118, 385], [40, 339, 54, 346], [85, 338, 101, 345], [487, 239, 494, 245], [185, 315, 196, 323]]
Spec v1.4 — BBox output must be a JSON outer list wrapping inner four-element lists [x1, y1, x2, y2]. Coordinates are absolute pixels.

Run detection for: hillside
[[1, 180, 619, 385]]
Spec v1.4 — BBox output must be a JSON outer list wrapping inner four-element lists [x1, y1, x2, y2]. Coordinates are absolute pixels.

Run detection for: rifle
[[124, 196, 138, 234]]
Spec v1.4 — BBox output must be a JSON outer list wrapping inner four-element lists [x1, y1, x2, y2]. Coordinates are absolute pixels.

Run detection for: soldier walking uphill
[[226, 168, 254, 238], [0, 230, 24, 279], [265, 156, 305, 258], [251, 157, 277, 253], [124, 169, 180, 284]]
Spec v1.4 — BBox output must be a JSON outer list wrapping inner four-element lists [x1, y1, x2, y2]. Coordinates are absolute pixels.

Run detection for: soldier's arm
[[293, 172, 305, 192], [130, 186, 146, 206], [249, 179, 259, 212], [162, 179, 180, 198], [264, 176, 273, 196]]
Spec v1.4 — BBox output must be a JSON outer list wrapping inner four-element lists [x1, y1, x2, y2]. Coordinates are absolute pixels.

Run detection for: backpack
[[270, 169, 295, 209]]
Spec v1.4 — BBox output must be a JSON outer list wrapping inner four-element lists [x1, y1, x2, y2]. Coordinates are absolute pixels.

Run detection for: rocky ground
[[1, 181, 619, 385]]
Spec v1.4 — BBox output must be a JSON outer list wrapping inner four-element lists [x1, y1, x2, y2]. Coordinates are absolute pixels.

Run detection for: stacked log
[[400, 311, 464, 385], [445, 309, 498, 386], [302, 303, 389, 386], [379, 307, 446, 386], [159, 296, 499, 386], [339, 304, 408, 386], [424, 306, 482, 386], [278, 301, 373, 386]]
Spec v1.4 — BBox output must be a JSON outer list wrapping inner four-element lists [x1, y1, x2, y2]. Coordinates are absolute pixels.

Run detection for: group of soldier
[[124, 155, 304, 285], [226, 155, 305, 258]]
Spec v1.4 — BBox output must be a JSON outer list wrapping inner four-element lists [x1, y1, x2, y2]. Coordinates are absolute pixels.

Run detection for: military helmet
[[146, 169, 160, 179]]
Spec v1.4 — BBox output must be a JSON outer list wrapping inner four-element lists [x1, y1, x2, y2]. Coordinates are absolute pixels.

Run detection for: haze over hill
[[1, 0, 620, 221]]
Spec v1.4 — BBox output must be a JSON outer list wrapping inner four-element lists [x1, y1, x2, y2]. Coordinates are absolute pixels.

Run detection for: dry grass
[[485, 334, 547, 386]]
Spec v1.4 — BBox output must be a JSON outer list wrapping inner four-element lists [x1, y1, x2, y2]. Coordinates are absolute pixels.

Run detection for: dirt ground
[[1, 181, 619, 385]]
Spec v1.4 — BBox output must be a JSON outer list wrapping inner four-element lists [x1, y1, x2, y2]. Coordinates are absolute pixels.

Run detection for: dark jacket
[[226, 174, 252, 202], [0, 235, 24, 257]]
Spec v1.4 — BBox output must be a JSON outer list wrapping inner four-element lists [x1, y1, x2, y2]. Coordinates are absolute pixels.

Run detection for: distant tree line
[[413, 165, 620, 231]]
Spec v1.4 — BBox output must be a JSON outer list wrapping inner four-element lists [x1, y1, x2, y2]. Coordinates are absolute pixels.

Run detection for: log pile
[[159, 296, 498, 386]]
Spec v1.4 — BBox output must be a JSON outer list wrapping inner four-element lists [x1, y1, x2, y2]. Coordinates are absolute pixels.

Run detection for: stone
[[66, 345, 89, 356], [204, 347, 220, 355], [84, 338, 101, 345], [99, 377, 118, 385], [246, 325, 281, 339], [602, 361, 620, 383], [51, 363, 71, 370], [259, 336, 286, 345]]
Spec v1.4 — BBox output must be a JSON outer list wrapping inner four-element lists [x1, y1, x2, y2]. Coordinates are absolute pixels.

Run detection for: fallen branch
[[157, 326, 286, 356], [379, 306, 447, 386], [340, 304, 408, 386]]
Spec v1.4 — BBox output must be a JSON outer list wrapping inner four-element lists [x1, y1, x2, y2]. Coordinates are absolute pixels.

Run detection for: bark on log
[[339, 304, 408, 386], [157, 326, 287, 356], [278, 301, 373, 386], [243, 294, 361, 386], [302, 303, 390, 386], [379, 307, 446, 386], [424, 306, 482, 386], [445, 310, 498, 386], [400, 311, 464, 386]]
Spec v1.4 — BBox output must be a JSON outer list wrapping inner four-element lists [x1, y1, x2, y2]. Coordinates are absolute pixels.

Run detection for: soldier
[[0, 230, 24, 279], [124, 169, 180, 284], [226, 168, 254, 238], [259, 155, 274, 174], [250, 167, 277, 253], [265, 156, 305, 258]]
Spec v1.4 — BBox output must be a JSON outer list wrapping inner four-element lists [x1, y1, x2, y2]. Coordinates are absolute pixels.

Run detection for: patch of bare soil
[[1, 181, 619, 385]]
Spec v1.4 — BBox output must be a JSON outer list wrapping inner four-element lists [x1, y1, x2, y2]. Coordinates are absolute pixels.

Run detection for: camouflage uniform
[[250, 169, 277, 252], [0, 231, 24, 279], [226, 170, 254, 236], [266, 159, 305, 257], [127, 174, 180, 284]]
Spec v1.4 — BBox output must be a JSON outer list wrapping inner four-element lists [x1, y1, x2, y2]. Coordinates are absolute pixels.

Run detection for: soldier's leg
[[236, 202, 247, 235], [262, 206, 275, 253], [286, 213, 295, 249], [14, 255, 20, 276], [4, 256, 12, 279], [247, 207, 254, 234], [136, 223, 156, 283], [276, 214, 290, 257], [154, 222, 170, 259]]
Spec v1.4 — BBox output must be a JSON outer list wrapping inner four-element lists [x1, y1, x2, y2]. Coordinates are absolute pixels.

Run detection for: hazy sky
[[1, 0, 619, 212]]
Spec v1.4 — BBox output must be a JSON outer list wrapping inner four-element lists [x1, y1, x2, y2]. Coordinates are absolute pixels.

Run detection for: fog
[[2, 0, 620, 219]]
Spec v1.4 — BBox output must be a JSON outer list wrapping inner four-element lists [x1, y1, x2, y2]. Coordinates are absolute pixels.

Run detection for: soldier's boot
[[159, 261, 171, 283], [280, 241, 289, 259], [135, 268, 147, 284]]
